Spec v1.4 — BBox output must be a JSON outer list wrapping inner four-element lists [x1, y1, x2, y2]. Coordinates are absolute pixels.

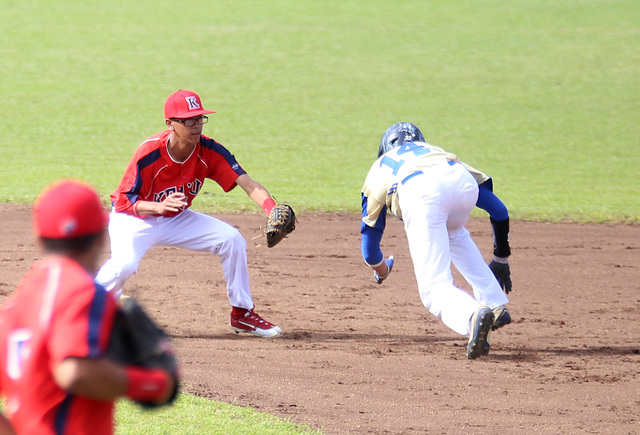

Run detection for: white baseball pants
[[95, 209, 254, 309], [398, 163, 509, 336]]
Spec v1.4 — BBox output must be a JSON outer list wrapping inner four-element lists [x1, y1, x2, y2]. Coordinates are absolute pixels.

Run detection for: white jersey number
[[6, 329, 32, 380]]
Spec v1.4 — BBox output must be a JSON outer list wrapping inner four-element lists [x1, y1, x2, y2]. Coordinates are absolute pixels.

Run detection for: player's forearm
[[476, 183, 511, 258], [491, 217, 511, 259], [236, 175, 272, 212], [132, 192, 188, 216], [249, 188, 272, 211], [371, 261, 389, 275], [0, 415, 16, 435], [132, 200, 162, 216], [54, 357, 128, 400], [54, 357, 174, 404], [361, 225, 384, 266]]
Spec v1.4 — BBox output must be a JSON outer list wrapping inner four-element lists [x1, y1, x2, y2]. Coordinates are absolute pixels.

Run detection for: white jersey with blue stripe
[[361, 141, 490, 226]]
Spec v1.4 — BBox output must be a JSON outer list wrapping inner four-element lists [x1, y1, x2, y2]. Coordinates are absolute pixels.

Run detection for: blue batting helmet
[[378, 122, 425, 157]]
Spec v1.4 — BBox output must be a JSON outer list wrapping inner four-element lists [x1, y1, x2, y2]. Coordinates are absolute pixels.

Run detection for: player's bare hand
[[160, 193, 188, 214], [373, 256, 394, 285]]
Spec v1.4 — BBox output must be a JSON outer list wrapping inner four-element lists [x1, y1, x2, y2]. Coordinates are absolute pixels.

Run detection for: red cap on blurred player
[[164, 90, 216, 119], [34, 180, 109, 239]]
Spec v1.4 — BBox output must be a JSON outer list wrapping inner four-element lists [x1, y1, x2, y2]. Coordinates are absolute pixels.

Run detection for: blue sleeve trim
[[201, 137, 247, 176], [87, 284, 108, 358], [476, 182, 508, 221], [126, 148, 163, 205], [55, 394, 73, 435]]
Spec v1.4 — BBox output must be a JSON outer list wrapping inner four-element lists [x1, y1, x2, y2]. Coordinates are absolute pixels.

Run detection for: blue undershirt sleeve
[[360, 193, 387, 265], [476, 181, 509, 221]]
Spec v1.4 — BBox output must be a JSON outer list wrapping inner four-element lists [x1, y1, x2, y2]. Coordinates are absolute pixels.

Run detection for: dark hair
[[40, 233, 102, 254]]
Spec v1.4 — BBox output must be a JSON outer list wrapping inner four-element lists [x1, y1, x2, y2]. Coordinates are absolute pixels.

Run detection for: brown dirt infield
[[1, 204, 639, 434]]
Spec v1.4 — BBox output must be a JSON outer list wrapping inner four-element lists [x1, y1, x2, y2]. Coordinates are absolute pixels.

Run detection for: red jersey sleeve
[[199, 135, 246, 192], [48, 271, 117, 367], [111, 132, 168, 214]]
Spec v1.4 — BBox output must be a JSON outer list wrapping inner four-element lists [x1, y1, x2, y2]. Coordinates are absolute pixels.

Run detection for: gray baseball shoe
[[477, 306, 512, 356], [492, 305, 512, 330], [467, 305, 495, 359]]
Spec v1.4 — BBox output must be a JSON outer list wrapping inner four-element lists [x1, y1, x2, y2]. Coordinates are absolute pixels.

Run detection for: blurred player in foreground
[[0, 180, 175, 435], [360, 122, 512, 359], [96, 90, 284, 338]]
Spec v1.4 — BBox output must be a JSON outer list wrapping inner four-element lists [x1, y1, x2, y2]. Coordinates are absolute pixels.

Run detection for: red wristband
[[125, 366, 169, 402], [262, 197, 276, 215]]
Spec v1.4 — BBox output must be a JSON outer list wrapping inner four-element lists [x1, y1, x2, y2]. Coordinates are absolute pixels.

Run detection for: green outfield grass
[[115, 395, 321, 435], [1, 0, 638, 433], [2, 0, 639, 222]]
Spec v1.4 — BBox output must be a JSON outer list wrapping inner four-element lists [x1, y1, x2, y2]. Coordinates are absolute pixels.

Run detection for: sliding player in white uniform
[[360, 122, 511, 359]]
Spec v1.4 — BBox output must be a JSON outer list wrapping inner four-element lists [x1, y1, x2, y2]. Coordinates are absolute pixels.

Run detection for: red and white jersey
[[0, 256, 118, 435], [112, 130, 247, 217]]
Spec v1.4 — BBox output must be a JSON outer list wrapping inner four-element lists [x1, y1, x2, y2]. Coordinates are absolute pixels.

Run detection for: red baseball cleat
[[230, 308, 283, 338]]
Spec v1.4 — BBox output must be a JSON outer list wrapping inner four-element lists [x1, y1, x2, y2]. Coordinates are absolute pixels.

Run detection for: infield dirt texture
[[1, 204, 638, 434]]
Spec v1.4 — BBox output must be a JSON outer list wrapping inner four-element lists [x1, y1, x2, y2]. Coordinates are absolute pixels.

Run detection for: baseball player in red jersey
[[0, 180, 175, 435], [95, 90, 283, 338]]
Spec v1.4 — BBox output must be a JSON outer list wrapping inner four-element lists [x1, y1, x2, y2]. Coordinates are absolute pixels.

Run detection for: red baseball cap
[[164, 90, 216, 119], [34, 179, 109, 239]]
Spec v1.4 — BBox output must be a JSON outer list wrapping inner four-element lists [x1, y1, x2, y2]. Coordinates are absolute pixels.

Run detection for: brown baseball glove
[[265, 204, 296, 248]]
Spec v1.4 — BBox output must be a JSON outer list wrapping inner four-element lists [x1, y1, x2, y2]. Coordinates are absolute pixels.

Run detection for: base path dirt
[[1, 204, 639, 434]]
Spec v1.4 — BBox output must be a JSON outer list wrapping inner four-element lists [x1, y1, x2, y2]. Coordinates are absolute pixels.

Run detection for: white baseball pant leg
[[399, 164, 506, 336], [96, 209, 254, 309], [449, 227, 509, 309]]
